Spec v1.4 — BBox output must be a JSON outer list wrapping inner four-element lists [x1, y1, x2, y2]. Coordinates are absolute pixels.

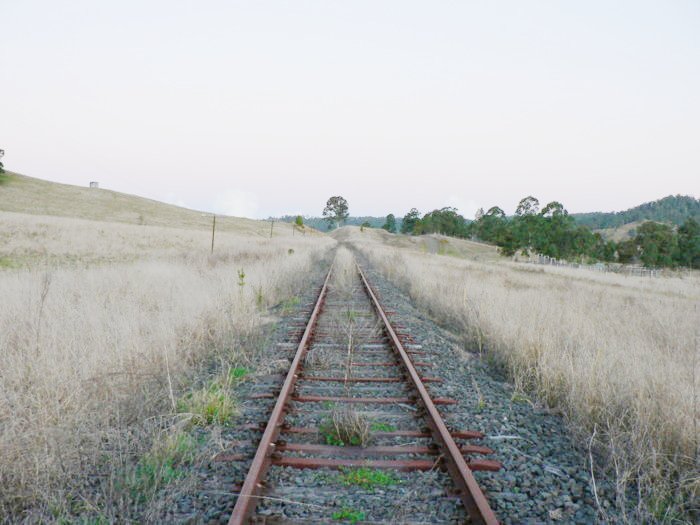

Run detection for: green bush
[[177, 379, 238, 426], [128, 432, 197, 501], [338, 467, 397, 490]]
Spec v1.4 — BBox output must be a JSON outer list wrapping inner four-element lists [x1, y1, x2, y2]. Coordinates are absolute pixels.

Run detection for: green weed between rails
[[319, 418, 363, 446], [369, 422, 396, 432], [127, 432, 197, 502], [338, 467, 398, 490], [229, 366, 249, 381], [510, 391, 531, 405], [318, 410, 371, 447], [177, 378, 238, 426], [0, 256, 19, 269], [50, 498, 110, 525], [647, 491, 688, 523], [281, 295, 301, 313], [332, 507, 366, 523]]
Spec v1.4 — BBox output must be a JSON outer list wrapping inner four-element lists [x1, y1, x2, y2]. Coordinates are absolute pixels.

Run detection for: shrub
[[128, 432, 197, 501], [177, 379, 238, 426], [338, 467, 397, 490], [319, 409, 370, 447]]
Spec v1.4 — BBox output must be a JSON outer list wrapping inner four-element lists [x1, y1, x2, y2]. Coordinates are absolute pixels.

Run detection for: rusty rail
[[227, 262, 500, 524], [227, 266, 333, 524], [356, 263, 500, 525]]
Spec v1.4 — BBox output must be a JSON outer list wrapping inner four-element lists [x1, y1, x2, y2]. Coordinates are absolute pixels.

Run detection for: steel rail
[[228, 266, 333, 525], [356, 263, 500, 525]]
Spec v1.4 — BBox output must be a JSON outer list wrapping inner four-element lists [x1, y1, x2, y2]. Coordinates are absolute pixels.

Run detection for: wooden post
[[211, 215, 216, 253], [270, 220, 274, 238]]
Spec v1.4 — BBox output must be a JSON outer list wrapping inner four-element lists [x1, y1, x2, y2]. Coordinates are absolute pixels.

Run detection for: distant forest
[[571, 195, 700, 229]]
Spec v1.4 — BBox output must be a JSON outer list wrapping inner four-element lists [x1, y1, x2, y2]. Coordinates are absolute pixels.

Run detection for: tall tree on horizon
[[382, 214, 397, 233], [400, 208, 421, 234], [513, 196, 541, 254], [676, 217, 700, 268], [322, 196, 349, 229]]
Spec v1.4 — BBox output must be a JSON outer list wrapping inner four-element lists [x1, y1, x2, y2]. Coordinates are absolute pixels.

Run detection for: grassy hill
[[594, 221, 645, 242], [0, 171, 274, 235], [572, 195, 699, 229]]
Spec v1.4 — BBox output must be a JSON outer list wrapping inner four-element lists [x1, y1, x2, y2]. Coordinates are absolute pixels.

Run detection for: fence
[[526, 254, 661, 277]]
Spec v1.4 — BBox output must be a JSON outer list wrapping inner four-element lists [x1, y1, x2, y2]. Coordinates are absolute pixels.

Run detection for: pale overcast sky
[[1, 1, 698, 219]]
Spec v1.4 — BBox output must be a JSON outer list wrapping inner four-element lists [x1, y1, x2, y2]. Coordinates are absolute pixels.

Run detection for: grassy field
[[339, 226, 699, 523], [0, 175, 335, 521]]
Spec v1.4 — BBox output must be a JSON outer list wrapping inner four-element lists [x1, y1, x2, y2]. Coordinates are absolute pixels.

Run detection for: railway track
[[226, 262, 502, 524]]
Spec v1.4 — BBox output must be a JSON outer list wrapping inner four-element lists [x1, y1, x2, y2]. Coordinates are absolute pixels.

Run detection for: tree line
[[395, 197, 700, 269], [282, 194, 699, 269]]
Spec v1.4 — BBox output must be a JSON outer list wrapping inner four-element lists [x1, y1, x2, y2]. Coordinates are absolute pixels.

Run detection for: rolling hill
[[0, 171, 275, 235]]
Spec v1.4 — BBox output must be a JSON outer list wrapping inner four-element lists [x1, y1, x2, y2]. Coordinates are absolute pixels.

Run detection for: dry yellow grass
[[0, 210, 316, 269], [0, 189, 335, 520], [339, 226, 699, 522], [0, 171, 279, 233]]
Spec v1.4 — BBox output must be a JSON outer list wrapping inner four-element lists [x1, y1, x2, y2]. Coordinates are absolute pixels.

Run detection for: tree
[[485, 206, 505, 218], [534, 202, 575, 259], [474, 207, 507, 244], [401, 208, 421, 234], [322, 196, 349, 229], [676, 218, 700, 268], [540, 201, 565, 218], [416, 207, 468, 237], [382, 214, 397, 233], [0, 149, 4, 174], [635, 221, 678, 268], [515, 196, 540, 217], [513, 196, 541, 254], [591, 233, 617, 262], [617, 239, 638, 264], [295, 215, 304, 227]]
